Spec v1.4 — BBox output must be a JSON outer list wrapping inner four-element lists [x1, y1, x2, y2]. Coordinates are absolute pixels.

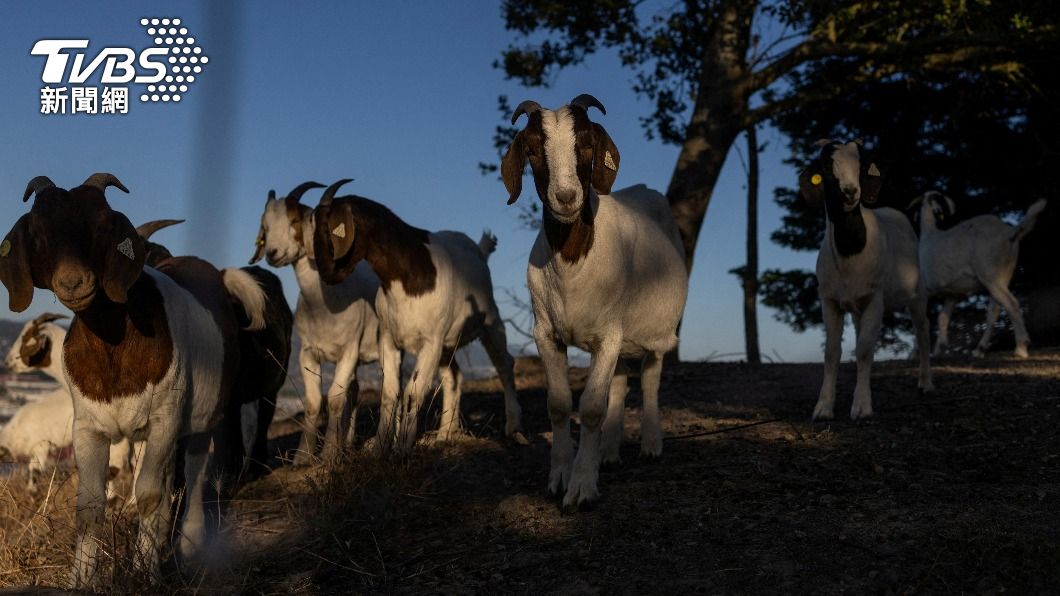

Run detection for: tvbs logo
[[31, 18, 208, 115]]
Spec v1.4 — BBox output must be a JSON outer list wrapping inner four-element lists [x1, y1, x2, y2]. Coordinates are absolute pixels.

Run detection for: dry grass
[[0, 354, 1057, 594]]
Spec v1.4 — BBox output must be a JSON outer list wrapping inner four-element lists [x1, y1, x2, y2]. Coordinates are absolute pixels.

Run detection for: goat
[[250, 182, 378, 464], [138, 218, 292, 481], [311, 179, 526, 455], [0, 173, 267, 587], [501, 94, 689, 508], [911, 191, 1046, 358], [799, 140, 933, 421], [1, 314, 135, 497]]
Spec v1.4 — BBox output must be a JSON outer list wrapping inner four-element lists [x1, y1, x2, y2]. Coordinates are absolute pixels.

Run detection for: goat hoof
[[507, 430, 530, 446], [811, 405, 834, 421], [1014, 345, 1030, 359], [850, 407, 874, 421]]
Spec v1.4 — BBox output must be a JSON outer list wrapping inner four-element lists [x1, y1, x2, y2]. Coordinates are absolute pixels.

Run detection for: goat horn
[[511, 100, 541, 125], [319, 178, 354, 207], [82, 173, 130, 194], [135, 219, 185, 240], [267, 189, 276, 201], [22, 176, 56, 203], [33, 312, 68, 325], [570, 94, 606, 115], [906, 194, 926, 211], [284, 181, 325, 207]]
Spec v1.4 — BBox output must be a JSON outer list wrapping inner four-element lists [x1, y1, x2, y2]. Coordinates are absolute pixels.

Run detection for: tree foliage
[[762, 3, 1060, 348]]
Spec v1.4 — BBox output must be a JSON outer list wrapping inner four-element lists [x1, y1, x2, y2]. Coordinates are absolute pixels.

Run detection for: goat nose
[[841, 184, 858, 197], [555, 189, 576, 206], [267, 248, 278, 260], [58, 272, 86, 294]]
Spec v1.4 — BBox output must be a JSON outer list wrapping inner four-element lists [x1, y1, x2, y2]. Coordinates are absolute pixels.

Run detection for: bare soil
[[1, 352, 1058, 594]]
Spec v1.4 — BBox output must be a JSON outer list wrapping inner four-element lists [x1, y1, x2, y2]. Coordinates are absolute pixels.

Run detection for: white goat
[[250, 182, 380, 464], [913, 191, 1046, 358], [1, 314, 136, 496], [0, 174, 266, 587], [310, 179, 526, 455], [501, 95, 689, 508], [799, 140, 933, 421]]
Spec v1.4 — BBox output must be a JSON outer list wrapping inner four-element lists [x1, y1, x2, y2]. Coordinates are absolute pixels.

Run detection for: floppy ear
[[101, 211, 146, 304], [861, 162, 883, 205], [591, 123, 620, 195], [798, 168, 825, 209], [327, 203, 356, 261], [501, 131, 526, 205], [0, 215, 35, 312], [249, 225, 266, 264]]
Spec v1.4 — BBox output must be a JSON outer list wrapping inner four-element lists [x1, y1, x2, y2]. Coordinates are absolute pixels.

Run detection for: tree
[[729, 126, 762, 363], [493, 0, 1058, 280], [761, 19, 1060, 348]]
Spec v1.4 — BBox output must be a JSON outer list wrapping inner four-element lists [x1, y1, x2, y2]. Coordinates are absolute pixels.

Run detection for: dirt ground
[[1, 352, 1058, 594]]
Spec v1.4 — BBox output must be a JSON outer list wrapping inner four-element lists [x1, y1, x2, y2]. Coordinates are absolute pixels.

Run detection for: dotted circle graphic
[[139, 17, 207, 103]]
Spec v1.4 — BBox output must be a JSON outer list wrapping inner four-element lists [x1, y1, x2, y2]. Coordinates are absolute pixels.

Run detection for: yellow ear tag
[[332, 223, 346, 238], [0, 240, 10, 257], [603, 151, 617, 171], [810, 174, 823, 186]]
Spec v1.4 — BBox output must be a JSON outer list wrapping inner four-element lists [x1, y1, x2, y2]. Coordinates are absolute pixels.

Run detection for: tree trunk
[[743, 125, 761, 364], [664, 0, 755, 363]]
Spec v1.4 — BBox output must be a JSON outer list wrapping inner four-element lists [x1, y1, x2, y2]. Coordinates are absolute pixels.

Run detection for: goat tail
[[477, 229, 498, 261], [1011, 198, 1047, 243], [222, 268, 267, 331]]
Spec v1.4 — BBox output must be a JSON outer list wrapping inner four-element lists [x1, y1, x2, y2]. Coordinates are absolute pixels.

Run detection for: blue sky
[[0, 0, 845, 362]]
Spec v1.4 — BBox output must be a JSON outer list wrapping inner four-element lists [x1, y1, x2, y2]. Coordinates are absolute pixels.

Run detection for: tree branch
[[747, 31, 1055, 94]]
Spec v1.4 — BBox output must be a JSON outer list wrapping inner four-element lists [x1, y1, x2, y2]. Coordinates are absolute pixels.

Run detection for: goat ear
[[0, 215, 35, 312], [327, 203, 356, 261], [591, 123, 620, 195], [798, 168, 825, 209], [101, 211, 145, 304], [249, 225, 266, 265], [861, 162, 883, 205], [501, 131, 526, 205]]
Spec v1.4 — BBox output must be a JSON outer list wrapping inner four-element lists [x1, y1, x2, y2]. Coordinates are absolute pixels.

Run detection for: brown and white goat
[[250, 182, 379, 464], [0, 174, 266, 587], [311, 179, 526, 455], [502, 94, 689, 508], [800, 140, 933, 420], [137, 218, 292, 482]]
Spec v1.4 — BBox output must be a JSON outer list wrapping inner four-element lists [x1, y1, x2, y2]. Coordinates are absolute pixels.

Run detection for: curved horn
[[82, 173, 129, 194], [135, 218, 185, 240], [284, 181, 325, 207], [32, 312, 68, 325], [319, 178, 354, 207], [570, 94, 606, 115], [511, 100, 542, 125], [906, 194, 926, 211], [22, 176, 56, 203]]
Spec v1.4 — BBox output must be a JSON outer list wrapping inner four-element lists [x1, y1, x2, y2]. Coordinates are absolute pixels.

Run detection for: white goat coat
[[294, 258, 379, 365], [920, 215, 1020, 297], [816, 206, 922, 311], [527, 185, 688, 356], [376, 232, 500, 354]]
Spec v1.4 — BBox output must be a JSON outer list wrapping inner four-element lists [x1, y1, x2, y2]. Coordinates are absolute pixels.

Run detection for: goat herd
[[0, 95, 1045, 588]]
